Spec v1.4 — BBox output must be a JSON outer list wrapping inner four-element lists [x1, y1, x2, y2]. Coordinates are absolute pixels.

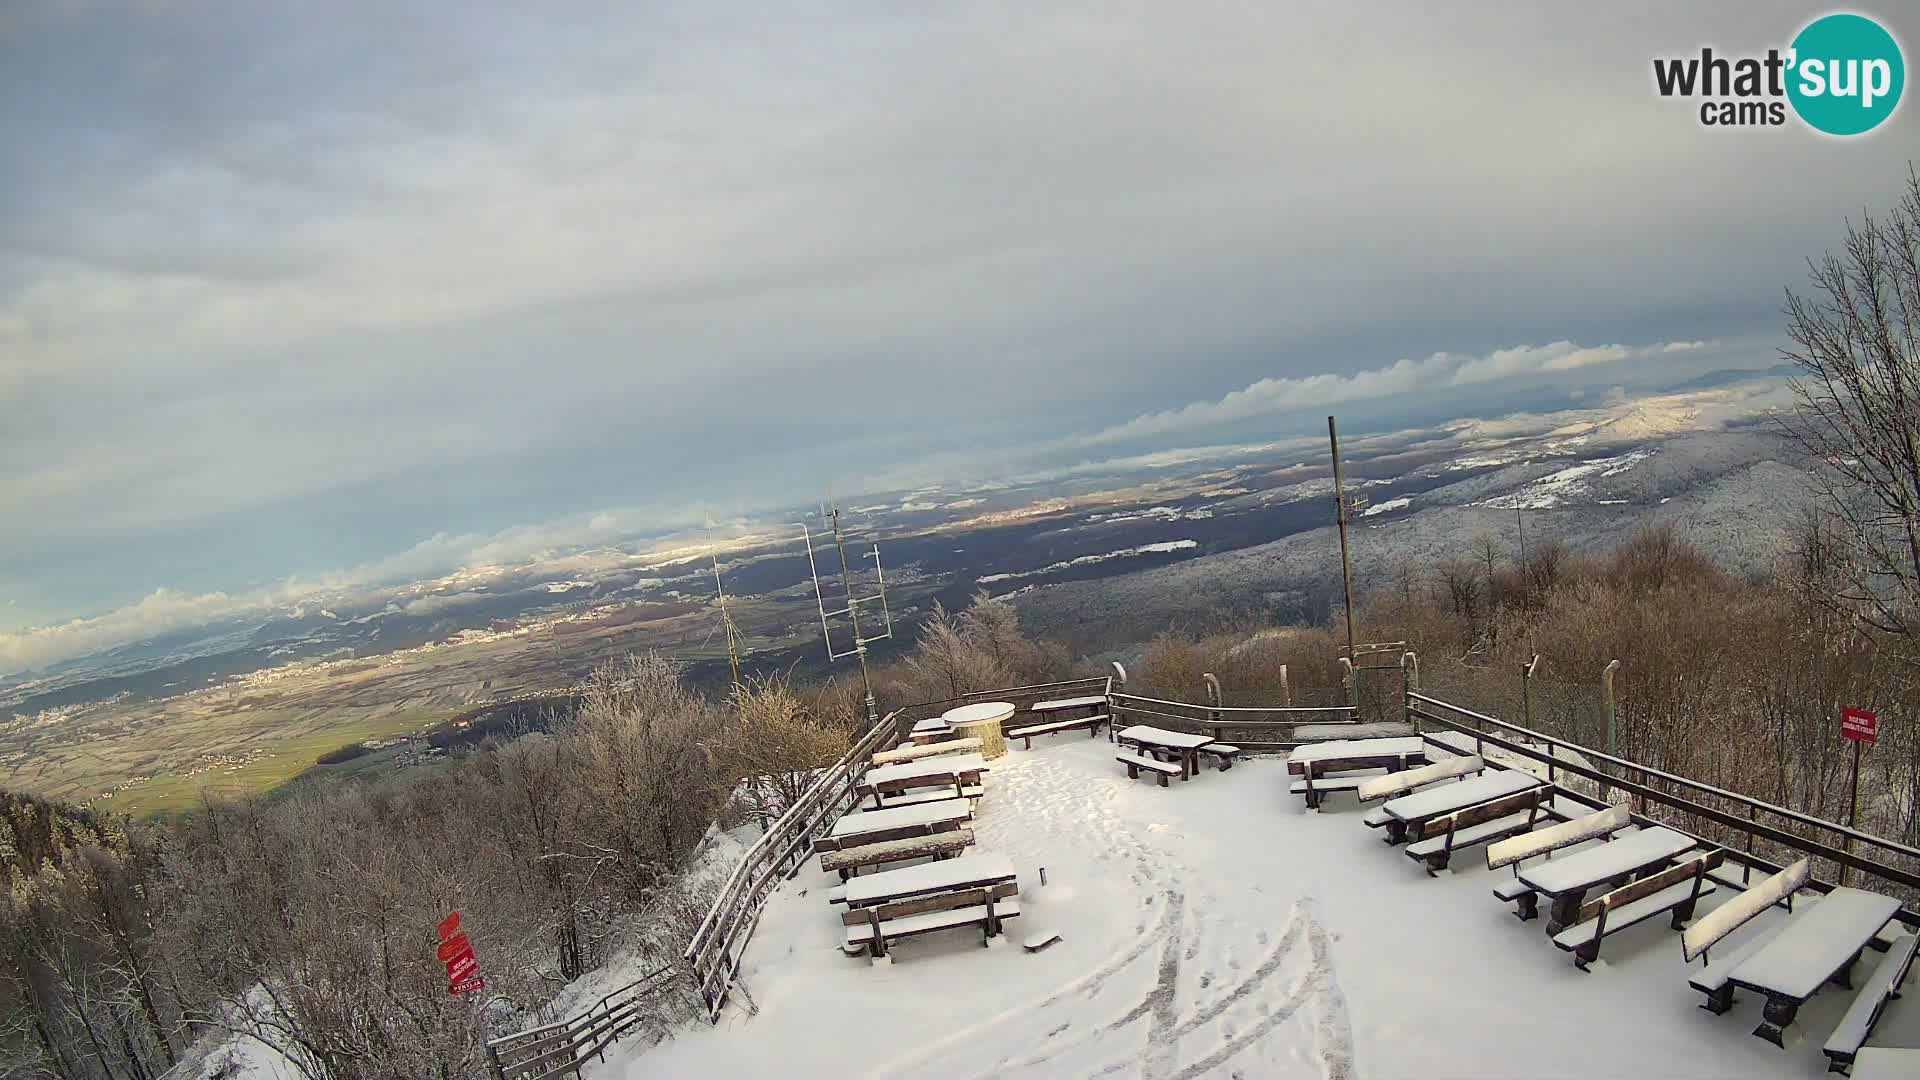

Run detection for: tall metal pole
[[1329, 416, 1358, 660], [829, 507, 879, 728], [1842, 738, 1862, 886]]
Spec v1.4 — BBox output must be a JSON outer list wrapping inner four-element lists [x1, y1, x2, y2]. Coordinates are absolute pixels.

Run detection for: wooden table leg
[[1384, 818, 1406, 845], [1513, 891, 1539, 922], [1546, 891, 1584, 935], [1753, 995, 1798, 1047], [1828, 949, 1862, 990]]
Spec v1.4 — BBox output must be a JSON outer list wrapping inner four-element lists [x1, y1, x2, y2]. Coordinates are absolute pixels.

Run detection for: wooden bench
[[842, 884, 1020, 959], [1117, 751, 1184, 786], [1682, 858, 1811, 1013], [1405, 787, 1550, 875], [1356, 755, 1485, 803], [1289, 748, 1423, 810], [1486, 804, 1632, 922], [1824, 933, 1918, 1074], [819, 827, 976, 881], [872, 737, 983, 767], [1005, 714, 1109, 749], [1198, 743, 1240, 771], [878, 784, 984, 809], [1553, 850, 1723, 971]]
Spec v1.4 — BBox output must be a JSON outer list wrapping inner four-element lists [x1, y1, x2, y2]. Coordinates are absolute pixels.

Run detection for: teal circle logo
[[1787, 13, 1904, 135]]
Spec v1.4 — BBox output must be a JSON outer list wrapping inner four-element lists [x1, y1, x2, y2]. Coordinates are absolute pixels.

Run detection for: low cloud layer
[[1083, 340, 1710, 446]]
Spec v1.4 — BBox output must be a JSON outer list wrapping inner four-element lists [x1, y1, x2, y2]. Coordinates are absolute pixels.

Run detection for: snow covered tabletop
[[1852, 1048, 1920, 1080], [828, 800, 972, 839], [843, 850, 1017, 908], [863, 752, 988, 788], [943, 701, 1016, 726], [1726, 887, 1901, 1000], [911, 716, 951, 733], [1117, 724, 1217, 750], [1290, 736, 1426, 763], [1380, 768, 1541, 824], [1030, 695, 1107, 712], [1517, 826, 1695, 897]]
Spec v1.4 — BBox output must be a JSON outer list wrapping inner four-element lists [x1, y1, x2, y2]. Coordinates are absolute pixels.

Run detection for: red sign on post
[[1841, 707, 1877, 743], [438, 911, 484, 996]]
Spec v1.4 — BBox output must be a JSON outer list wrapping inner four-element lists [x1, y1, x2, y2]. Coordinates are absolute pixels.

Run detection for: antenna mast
[[1329, 415, 1361, 659], [800, 505, 894, 727], [708, 531, 745, 697]]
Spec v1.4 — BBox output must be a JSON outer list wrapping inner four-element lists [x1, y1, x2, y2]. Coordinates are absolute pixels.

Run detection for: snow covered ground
[[608, 737, 1910, 1080]]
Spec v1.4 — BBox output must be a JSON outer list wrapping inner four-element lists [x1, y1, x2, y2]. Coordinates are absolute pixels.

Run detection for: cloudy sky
[[1, 1, 1914, 667]]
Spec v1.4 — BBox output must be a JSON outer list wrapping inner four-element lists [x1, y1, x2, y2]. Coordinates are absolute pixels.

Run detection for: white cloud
[[1082, 339, 1700, 447], [0, 588, 255, 674]]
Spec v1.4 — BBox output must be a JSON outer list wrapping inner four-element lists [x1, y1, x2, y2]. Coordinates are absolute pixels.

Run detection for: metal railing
[[486, 965, 680, 1079], [680, 675, 1109, 1021], [1109, 692, 1364, 752], [1407, 691, 1920, 925]]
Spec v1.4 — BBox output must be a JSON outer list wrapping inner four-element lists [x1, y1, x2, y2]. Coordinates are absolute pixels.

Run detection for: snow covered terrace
[[601, 690, 1920, 1080]]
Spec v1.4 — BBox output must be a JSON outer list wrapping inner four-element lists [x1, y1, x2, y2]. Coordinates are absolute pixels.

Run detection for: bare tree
[[1780, 164, 1920, 635]]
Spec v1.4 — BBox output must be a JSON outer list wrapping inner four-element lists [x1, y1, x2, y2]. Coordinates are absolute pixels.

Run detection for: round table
[[942, 701, 1015, 760]]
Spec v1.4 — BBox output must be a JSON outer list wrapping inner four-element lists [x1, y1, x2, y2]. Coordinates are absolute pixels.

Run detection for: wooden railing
[[1108, 692, 1363, 752], [680, 676, 1110, 1022], [1407, 691, 1920, 926], [486, 965, 680, 1079]]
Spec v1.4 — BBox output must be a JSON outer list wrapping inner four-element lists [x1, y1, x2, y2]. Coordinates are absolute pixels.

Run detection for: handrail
[[1109, 691, 1356, 716], [487, 964, 680, 1079], [681, 675, 1108, 1021], [1409, 692, 1920, 862], [1407, 694, 1920, 905]]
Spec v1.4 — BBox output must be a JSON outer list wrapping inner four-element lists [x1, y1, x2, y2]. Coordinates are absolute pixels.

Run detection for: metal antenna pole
[[828, 507, 880, 727], [798, 509, 894, 730], [1329, 415, 1358, 659], [707, 531, 744, 698]]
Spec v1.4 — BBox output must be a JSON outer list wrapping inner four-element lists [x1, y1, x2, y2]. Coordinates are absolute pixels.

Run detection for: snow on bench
[[1405, 786, 1550, 875], [880, 784, 985, 809], [1292, 769, 1391, 811], [818, 827, 976, 881], [843, 888, 1021, 959], [1198, 744, 1240, 770], [1551, 850, 1723, 971], [1688, 912, 1796, 1012], [1823, 933, 1918, 1073], [1117, 750, 1184, 787], [1486, 804, 1630, 871], [1852, 1047, 1920, 1080], [1682, 858, 1810, 964], [872, 737, 983, 767], [1356, 755, 1484, 803], [1005, 714, 1109, 748]]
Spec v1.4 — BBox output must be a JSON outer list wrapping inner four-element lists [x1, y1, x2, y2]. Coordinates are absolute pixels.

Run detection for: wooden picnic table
[[1377, 769, 1543, 845], [843, 851, 1017, 910], [858, 752, 988, 809], [1722, 886, 1902, 1047], [1516, 825, 1695, 932], [1116, 724, 1217, 780], [817, 801, 972, 852], [1288, 736, 1427, 773]]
